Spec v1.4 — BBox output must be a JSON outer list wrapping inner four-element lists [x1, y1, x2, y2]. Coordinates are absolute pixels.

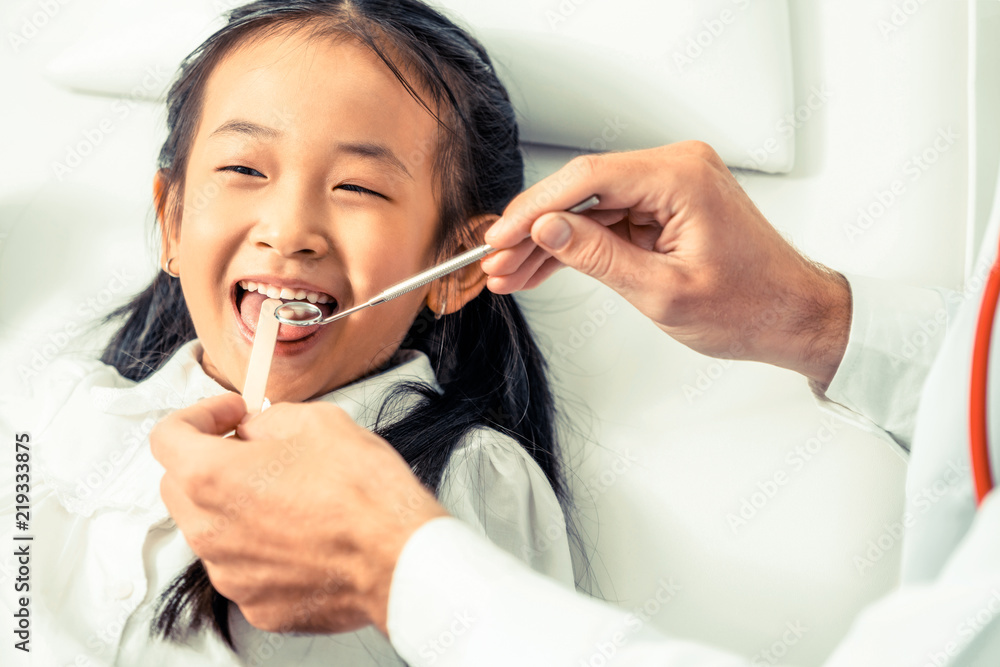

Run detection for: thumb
[[150, 392, 247, 470], [174, 392, 247, 436], [531, 212, 655, 296]]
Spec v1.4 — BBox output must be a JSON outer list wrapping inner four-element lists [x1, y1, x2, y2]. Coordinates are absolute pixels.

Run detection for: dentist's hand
[[150, 392, 448, 636], [482, 142, 851, 389]]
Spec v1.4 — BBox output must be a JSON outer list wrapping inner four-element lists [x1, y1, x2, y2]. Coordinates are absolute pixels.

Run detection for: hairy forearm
[[775, 263, 853, 391]]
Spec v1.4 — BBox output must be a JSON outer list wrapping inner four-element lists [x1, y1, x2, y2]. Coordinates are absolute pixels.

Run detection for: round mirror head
[[274, 301, 322, 326]]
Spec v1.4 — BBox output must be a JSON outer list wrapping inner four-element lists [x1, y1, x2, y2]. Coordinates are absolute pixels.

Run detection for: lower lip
[[231, 290, 329, 357]]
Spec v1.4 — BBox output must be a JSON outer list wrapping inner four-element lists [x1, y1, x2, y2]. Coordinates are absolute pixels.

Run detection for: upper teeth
[[239, 280, 333, 304]]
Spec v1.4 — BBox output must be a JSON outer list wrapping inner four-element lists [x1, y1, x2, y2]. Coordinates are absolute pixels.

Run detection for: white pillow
[[45, 0, 795, 173]]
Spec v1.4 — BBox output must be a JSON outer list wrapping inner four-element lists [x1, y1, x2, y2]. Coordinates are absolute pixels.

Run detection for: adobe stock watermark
[[671, 0, 752, 74], [844, 126, 959, 243], [579, 577, 682, 667], [7, 0, 72, 53], [682, 355, 737, 404], [51, 66, 174, 181], [417, 610, 476, 665], [180, 107, 296, 219], [741, 84, 833, 173], [750, 620, 808, 666], [584, 448, 639, 498], [521, 447, 638, 562], [682, 304, 784, 404], [235, 567, 351, 664], [211, 0, 248, 13], [17, 268, 138, 382], [853, 459, 968, 576], [924, 588, 1000, 667], [395, 485, 437, 526], [625, 577, 682, 632], [726, 415, 842, 534], [878, 0, 934, 39], [79, 599, 144, 664], [553, 299, 620, 359], [193, 436, 309, 545], [543, 0, 590, 31], [243, 569, 350, 664], [518, 116, 629, 218], [889, 257, 991, 370], [69, 417, 158, 503]]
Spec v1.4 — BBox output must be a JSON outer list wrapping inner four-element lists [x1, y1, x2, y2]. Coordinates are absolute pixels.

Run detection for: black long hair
[[98, 0, 570, 652]]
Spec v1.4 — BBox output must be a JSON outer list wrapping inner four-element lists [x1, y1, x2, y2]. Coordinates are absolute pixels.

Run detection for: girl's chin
[[201, 345, 333, 401], [252, 376, 335, 404]]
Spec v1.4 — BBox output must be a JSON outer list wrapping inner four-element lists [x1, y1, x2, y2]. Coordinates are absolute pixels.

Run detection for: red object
[[970, 236, 1000, 506]]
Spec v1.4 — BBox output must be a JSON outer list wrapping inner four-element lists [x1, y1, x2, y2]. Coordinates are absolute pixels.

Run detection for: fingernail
[[484, 218, 504, 245], [537, 215, 571, 250]]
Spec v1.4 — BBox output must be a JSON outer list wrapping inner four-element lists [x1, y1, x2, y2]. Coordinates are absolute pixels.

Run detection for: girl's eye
[[337, 183, 387, 199], [218, 165, 265, 178]]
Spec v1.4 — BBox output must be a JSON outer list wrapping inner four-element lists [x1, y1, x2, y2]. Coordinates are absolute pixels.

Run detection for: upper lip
[[232, 275, 341, 303]]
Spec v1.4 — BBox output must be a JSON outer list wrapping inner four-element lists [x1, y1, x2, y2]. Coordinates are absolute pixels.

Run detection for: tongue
[[239, 289, 321, 342]]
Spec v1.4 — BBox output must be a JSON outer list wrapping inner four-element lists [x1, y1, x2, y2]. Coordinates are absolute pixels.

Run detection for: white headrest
[[45, 0, 795, 173]]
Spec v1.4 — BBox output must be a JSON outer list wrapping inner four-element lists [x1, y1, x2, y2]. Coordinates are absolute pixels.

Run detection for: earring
[[435, 292, 448, 320], [164, 257, 180, 278]]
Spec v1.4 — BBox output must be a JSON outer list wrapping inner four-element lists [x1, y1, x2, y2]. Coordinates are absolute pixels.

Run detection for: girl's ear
[[155, 169, 180, 271], [426, 214, 495, 317]]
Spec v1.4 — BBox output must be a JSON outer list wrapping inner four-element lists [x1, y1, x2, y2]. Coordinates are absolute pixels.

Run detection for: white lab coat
[[0, 341, 575, 666], [385, 184, 1000, 665]]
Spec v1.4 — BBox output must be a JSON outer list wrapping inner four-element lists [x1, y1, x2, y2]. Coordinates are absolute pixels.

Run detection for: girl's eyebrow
[[208, 119, 413, 181], [210, 119, 281, 141], [336, 141, 413, 181]]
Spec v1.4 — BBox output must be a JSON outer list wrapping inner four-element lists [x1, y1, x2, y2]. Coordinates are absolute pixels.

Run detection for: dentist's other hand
[[150, 392, 448, 636], [482, 142, 851, 389]]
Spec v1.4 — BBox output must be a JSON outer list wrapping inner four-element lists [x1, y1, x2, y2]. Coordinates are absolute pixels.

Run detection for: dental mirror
[[275, 194, 601, 327]]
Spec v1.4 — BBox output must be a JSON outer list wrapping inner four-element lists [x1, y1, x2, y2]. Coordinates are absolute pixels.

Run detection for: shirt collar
[[45, 339, 440, 519], [90, 339, 441, 429]]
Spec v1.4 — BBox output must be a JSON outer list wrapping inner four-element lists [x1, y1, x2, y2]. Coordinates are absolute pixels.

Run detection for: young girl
[[1, 0, 577, 664]]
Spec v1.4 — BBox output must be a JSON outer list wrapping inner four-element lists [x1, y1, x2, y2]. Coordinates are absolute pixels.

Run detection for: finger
[[171, 392, 247, 436], [151, 392, 247, 470], [484, 210, 628, 279], [581, 208, 630, 227], [486, 256, 563, 294], [480, 236, 538, 276], [530, 211, 660, 298], [486, 155, 638, 248], [237, 401, 354, 442], [488, 142, 725, 249], [235, 402, 304, 441], [235, 404, 293, 441], [484, 198, 627, 250], [159, 474, 220, 555], [521, 256, 566, 291], [487, 245, 554, 292]]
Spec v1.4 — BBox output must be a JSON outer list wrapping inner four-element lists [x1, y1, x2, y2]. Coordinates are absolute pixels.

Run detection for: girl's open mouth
[[233, 282, 338, 343]]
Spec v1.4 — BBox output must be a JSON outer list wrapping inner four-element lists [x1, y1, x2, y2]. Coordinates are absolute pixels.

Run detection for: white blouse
[[0, 339, 575, 667]]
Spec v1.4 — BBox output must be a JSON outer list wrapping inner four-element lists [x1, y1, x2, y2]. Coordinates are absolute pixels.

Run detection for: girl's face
[[161, 30, 476, 402]]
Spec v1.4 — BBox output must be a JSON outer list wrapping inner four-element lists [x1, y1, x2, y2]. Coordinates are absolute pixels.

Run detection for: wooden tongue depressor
[[243, 297, 282, 415]]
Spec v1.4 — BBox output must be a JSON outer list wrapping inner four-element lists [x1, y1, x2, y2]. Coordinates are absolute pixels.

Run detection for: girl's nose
[[249, 194, 331, 258]]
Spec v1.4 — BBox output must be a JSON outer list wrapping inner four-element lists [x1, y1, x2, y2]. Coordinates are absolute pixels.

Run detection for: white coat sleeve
[[387, 504, 1000, 667], [386, 517, 750, 667], [812, 273, 958, 452]]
